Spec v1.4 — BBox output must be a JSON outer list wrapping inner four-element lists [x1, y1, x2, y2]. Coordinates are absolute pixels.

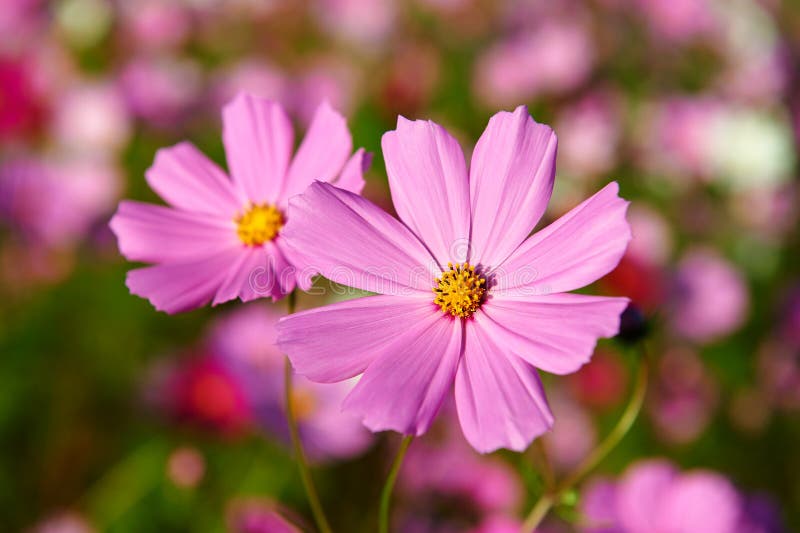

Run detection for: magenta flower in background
[[648, 347, 718, 444], [397, 414, 523, 532], [670, 247, 749, 343], [474, 20, 594, 108], [110, 92, 370, 313], [119, 56, 202, 129], [581, 459, 744, 533], [277, 106, 630, 452], [209, 304, 373, 462], [0, 156, 121, 249], [226, 499, 304, 533]]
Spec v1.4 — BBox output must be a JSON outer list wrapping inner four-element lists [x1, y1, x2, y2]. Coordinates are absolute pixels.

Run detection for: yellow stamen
[[235, 204, 283, 246], [433, 262, 486, 319]]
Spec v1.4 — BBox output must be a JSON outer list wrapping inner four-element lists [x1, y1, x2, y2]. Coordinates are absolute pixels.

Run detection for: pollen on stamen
[[235, 203, 284, 246], [433, 262, 487, 319]]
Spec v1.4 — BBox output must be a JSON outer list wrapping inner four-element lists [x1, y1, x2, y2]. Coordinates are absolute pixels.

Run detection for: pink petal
[[469, 106, 557, 267], [616, 460, 678, 533], [455, 319, 554, 453], [125, 248, 245, 314], [479, 294, 628, 375], [493, 182, 631, 296], [145, 141, 243, 215], [281, 181, 437, 295], [342, 312, 461, 436], [222, 93, 294, 204], [283, 101, 352, 199], [110, 200, 237, 263], [331, 147, 371, 194], [277, 295, 434, 383], [657, 472, 741, 533], [382, 117, 470, 265], [211, 245, 293, 305]]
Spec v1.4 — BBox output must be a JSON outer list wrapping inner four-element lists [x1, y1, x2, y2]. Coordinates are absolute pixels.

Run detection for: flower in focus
[[209, 304, 373, 462], [110, 92, 370, 313], [278, 106, 630, 452]]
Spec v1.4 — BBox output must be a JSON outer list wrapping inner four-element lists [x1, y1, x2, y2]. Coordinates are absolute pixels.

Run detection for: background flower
[[1, 0, 799, 531]]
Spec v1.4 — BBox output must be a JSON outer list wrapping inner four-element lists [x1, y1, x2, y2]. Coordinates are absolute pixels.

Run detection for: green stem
[[284, 293, 333, 533], [378, 435, 414, 533], [522, 351, 649, 532]]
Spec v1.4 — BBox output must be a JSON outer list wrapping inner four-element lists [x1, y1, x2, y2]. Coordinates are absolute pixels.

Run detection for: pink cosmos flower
[[277, 106, 630, 452], [581, 459, 742, 533], [110, 92, 369, 313]]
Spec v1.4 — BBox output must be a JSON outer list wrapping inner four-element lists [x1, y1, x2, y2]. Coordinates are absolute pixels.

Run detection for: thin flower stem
[[532, 438, 555, 491], [521, 349, 649, 532], [379, 435, 414, 533], [284, 292, 333, 533]]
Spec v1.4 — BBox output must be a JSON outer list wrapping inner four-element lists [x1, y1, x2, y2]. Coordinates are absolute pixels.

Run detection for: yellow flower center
[[235, 204, 284, 246], [433, 262, 486, 318]]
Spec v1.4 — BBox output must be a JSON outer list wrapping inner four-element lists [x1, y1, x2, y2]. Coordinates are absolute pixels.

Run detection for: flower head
[[277, 106, 630, 452], [110, 92, 370, 313]]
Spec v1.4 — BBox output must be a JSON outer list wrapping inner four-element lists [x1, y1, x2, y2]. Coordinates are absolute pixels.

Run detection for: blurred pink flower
[[581, 460, 741, 532], [639, 97, 720, 182], [556, 92, 621, 179], [118, 0, 192, 52], [51, 82, 132, 156], [314, 0, 396, 49], [291, 60, 359, 127], [757, 339, 800, 411], [648, 347, 718, 444], [211, 59, 289, 113], [0, 0, 45, 52], [278, 107, 630, 452], [601, 254, 667, 312], [226, 499, 304, 533], [670, 248, 749, 343], [398, 420, 523, 531], [0, 156, 121, 249], [209, 304, 373, 462], [568, 348, 627, 411], [110, 92, 369, 313], [119, 56, 202, 129], [626, 205, 673, 266], [164, 354, 254, 434], [31, 511, 94, 533], [633, 0, 719, 44], [546, 390, 597, 471], [166, 446, 205, 488], [474, 20, 594, 107], [378, 43, 441, 118], [0, 58, 45, 143]]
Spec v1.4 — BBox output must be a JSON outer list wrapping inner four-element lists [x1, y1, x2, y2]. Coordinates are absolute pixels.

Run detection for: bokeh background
[[1, 0, 800, 531]]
